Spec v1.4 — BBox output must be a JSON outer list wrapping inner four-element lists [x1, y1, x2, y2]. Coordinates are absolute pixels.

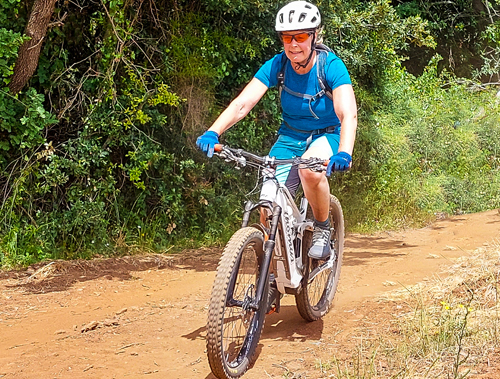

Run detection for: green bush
[[334, 57, 500, 231], [1, 0, 499, 267]]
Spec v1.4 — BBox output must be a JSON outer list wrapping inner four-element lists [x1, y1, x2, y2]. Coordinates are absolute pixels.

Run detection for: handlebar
[[214, 144, 328, 172]]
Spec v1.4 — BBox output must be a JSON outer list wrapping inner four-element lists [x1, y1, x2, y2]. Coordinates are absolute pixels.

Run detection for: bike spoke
[[308, 268, 330, 306]]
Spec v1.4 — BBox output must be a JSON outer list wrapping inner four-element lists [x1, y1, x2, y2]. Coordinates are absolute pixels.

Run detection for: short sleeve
[[254, 52, 286, 88], [325, 53, 352, 91]]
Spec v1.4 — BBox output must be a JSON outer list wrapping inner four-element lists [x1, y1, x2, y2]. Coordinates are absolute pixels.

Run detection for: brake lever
[[300, 157, 327, 172], [215, 149, 247, 168]]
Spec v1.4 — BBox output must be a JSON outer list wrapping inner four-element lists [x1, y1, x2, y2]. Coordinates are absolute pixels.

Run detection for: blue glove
[[326, 152, 352, 176], [196, 131, 219, 158]]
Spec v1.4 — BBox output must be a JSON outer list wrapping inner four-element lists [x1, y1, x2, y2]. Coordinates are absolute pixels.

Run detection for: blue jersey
[[254, 51, 351, 139]]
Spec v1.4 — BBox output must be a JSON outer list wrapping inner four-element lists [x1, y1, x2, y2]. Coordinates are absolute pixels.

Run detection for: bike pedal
[[267, 304, 278, 315], [266, 280, 281, 314], [266, 297, 281, 314]]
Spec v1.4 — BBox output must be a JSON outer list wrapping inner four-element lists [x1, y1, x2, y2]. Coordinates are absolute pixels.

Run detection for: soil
[[1, 210, 500, 379]]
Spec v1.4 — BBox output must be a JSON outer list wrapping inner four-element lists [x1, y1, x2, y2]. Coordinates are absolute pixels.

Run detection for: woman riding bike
[[197, 0, 358, 260]]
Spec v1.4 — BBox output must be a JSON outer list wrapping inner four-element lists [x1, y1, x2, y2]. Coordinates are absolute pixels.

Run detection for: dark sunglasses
[[280, 32, 312, 44]]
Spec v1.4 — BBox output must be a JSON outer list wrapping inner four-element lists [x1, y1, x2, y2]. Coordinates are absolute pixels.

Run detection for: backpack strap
[[277, 48, 333, 101], [276, 47, 333, 119], [316, 49, 333, 100], [277, 53, 288, 102]]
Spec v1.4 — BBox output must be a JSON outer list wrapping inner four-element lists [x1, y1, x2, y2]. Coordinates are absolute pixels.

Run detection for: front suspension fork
[[249, 204, 281, 311], [227, 202, 282, 312]]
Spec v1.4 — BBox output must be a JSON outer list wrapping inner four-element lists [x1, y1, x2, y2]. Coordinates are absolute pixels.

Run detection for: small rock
[[116, 308, 128, 315], [102, 319, 119, 327], [81, 321, 99, 333]]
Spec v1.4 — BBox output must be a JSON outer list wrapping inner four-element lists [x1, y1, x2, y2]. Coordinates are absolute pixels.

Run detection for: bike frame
[[240, 172, 314, 311]]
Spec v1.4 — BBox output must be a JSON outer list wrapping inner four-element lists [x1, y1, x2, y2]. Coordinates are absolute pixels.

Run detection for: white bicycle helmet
[[275, 1, 321, 32]]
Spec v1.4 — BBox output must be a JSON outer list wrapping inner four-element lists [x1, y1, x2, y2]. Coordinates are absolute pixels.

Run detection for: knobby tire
[[295, 194, 345, 321], [207, 227, 268, 379]]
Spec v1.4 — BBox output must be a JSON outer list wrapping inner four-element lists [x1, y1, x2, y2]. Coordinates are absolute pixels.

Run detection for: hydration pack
[[277, 43, 334, 112]]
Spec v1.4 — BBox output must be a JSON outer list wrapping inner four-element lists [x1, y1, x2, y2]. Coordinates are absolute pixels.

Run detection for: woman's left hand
[[326, 151, 351, 176]]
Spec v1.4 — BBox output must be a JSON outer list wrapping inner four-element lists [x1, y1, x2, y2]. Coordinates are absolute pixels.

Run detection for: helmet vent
[[298, 12, 306, 22], [289, 10, 295, 23]]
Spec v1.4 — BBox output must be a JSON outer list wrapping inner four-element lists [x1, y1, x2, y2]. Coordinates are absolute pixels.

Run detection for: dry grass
[[22, 261, 66, 284], [318, 241, 500, 379]]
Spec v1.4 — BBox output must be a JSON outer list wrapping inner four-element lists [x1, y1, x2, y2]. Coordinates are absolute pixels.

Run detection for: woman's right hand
[[196, 131, 219, 158]]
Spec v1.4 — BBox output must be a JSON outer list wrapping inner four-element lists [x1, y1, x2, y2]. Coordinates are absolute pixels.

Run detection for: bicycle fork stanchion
[[249, 205, 281, 311], [241, 201, 254, 228], [225, 253, 245, 308]]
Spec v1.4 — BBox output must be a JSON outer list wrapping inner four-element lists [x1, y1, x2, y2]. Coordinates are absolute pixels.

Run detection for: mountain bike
[[206, 144, 345, 379]]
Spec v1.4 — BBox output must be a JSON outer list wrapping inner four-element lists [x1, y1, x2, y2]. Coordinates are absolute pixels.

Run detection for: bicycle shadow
[[261, 305, 323, 342], [182, 304, 322, 343]]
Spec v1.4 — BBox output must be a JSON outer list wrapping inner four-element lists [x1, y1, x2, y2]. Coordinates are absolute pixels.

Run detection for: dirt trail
[[1, 210, 499, 379]]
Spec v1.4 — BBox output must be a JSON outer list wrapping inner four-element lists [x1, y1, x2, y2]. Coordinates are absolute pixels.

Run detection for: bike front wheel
[[295, 194, 345, 322], [206, 227, 268, 379]]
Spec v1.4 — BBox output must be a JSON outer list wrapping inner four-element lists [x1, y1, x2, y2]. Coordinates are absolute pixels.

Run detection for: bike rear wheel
[[295, 194, 344, 321], [207, 227, 268, 379]]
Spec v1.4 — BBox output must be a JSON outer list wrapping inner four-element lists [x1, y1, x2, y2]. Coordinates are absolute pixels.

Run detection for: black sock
[[314, 217, 330, 230]]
